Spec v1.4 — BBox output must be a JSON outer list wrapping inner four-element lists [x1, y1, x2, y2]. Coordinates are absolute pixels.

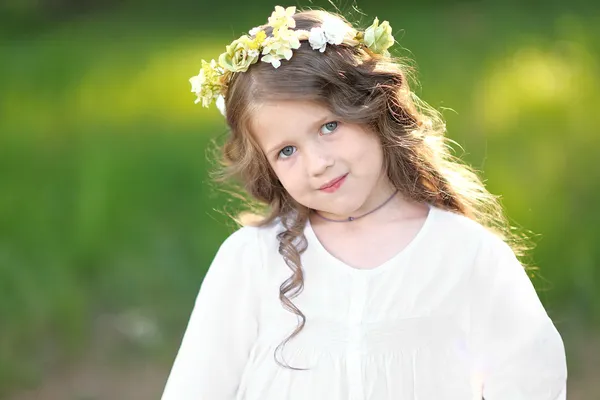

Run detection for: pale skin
[[252, 100, 430, 270]]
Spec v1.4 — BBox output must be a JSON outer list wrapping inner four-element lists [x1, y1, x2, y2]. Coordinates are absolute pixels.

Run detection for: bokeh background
[[1, 0, 598, 398]]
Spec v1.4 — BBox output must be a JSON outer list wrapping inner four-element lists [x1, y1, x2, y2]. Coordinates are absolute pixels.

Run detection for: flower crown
[[189, 6, 395, 115]]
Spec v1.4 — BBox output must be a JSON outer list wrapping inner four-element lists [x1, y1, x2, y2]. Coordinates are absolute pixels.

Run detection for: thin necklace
[[313, 189, 399, 222]]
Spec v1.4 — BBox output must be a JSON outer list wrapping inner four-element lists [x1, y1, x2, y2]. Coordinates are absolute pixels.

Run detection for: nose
[[306, 145, 334, 177]]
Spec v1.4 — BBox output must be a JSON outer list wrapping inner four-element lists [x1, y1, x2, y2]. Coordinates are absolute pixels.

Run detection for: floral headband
[[189, 6, 395, 115]]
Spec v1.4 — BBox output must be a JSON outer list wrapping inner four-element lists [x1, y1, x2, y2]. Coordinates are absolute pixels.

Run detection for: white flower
[[321, 16, 352, 45], [307, 16, 353, 53], [215, 95, 226, 116], [189, 59, 222, 107], [189, 73, 203, 103], [308, 27, 327, 52], [249, 26, 261, 36], [261, 53, 282, 68]]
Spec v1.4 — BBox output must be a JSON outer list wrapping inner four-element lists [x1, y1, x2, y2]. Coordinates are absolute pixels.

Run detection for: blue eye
[[279, 145, 296, 159], [320, 121, 339, 135]]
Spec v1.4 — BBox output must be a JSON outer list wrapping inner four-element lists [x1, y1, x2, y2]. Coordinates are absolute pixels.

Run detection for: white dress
[[161, 205, 567, 400]]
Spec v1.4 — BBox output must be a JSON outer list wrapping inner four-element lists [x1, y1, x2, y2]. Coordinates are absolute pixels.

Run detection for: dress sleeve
[[469, 237, 568, 399], [161, 227, 263, 400]]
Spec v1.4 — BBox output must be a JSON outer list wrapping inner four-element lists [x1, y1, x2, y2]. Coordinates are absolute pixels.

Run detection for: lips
[[319, 173, 348, 190]]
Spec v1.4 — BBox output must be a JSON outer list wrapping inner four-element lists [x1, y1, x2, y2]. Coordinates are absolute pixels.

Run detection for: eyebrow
[[264, 115, 332, 157]]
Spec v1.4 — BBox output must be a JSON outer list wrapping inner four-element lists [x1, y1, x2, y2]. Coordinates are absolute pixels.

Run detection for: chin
[[319, 200, 365, 217]]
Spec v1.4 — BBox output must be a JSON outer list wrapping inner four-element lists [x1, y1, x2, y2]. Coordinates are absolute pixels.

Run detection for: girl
[[162, 6, 567, 400]]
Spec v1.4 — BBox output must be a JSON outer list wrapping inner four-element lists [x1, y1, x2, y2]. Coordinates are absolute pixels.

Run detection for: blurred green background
[[1, 0, 598, 398]]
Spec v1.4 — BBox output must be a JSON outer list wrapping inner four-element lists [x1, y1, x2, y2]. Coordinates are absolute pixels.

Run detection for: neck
[[314, 189, 399, 223], [310, 195, 429, 235]]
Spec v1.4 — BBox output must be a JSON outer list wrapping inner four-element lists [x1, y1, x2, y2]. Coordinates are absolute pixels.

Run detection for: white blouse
[[161, 205, 567, 400]]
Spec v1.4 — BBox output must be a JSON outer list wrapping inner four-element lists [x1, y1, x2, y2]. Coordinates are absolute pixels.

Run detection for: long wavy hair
[[212, 9, 532, 370]]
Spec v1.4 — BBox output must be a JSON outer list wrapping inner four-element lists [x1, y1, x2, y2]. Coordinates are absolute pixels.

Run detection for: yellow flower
[[363, 17, 395, 55], [248, 30, 267, 52], [189, 59, 224, 107], [267, 6, 296, 30], [218, 35, 260, 73], [261, 27, 301, 68]]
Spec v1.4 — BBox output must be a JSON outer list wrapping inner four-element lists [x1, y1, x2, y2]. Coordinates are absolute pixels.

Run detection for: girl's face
[[252, 100, 395, 219]]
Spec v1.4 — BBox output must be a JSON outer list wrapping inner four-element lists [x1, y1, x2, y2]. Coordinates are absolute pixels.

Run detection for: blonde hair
[[211, 9, 532, 370]]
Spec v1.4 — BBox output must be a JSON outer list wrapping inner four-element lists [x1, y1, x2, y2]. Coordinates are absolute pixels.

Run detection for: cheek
[[271, 161, 305, 192], [272, 162, 317, 204], [346, 135, 384, 168]]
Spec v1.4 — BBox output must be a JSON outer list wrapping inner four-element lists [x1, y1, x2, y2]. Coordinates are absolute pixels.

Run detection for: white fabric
[[161, 205, 567, 400]]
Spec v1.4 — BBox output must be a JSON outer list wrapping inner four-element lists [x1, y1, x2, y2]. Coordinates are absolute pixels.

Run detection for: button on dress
[[161, 205, 568, 400]]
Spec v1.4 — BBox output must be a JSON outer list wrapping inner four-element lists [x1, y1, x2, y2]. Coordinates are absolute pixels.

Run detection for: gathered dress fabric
[[161, 205, 568, 400]]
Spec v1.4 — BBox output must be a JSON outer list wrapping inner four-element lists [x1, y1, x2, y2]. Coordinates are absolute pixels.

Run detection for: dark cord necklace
[[313, 189, 399, 222]]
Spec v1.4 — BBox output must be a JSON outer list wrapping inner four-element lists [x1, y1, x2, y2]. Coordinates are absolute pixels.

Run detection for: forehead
[[251, 100, 331, 138]]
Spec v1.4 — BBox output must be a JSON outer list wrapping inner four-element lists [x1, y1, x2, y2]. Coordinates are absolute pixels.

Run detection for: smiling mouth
[[319, 174, 348, 190]]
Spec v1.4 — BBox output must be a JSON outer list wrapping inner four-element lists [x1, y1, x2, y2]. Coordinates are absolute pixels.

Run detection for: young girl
[[162, 6, 567, 400]]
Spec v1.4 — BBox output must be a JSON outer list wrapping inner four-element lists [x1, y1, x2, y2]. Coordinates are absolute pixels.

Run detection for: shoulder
[[206, 225, 267, 283], [217, 219, 284, 260], [429, 205, 490, 242], [427, 206, 524, 288], [210, 226, 262, 272], [218, 225, 259, 250], [428, 205, 512, 258]]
